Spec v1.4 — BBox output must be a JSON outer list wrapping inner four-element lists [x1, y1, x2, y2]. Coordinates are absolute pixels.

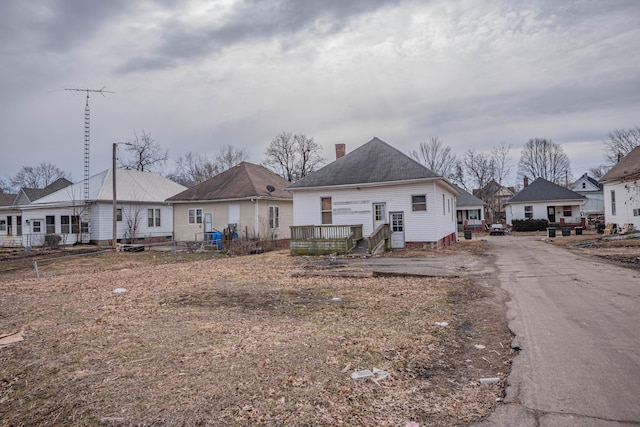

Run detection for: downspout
[[252, 198, 259, 238]]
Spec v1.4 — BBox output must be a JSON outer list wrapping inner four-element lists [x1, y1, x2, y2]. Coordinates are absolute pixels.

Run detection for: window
[[148, 209, 161, 227], [6, 216, 12, 236], [61, 216, 70, 234], [524, 205, 533, 219], [611, 190, 616, 215], [469, 210, 478, 220], [0, 219, 5, 232], [188, 208, 203, 224], [269, 206, 280, 229], [46, 216, 55, 234], [562, 206, 572, 217], [17, 216, 22, 236], [72, 216, 80, 234], [633, 208, 640, 216], [411, 195, 426, 211], [321, 197, 332, 224], [81, 221, 89, 234], [32, 220, 42, 233], [116, 208, 122, 222], [373, 203, 386, 222]]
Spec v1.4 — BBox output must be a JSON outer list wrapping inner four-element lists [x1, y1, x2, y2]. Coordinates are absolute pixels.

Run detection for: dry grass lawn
[[0, 244, 512, 426]]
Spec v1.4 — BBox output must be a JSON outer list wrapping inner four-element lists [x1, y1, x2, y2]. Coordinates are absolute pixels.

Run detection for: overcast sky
[[1, 0, 639, 188]]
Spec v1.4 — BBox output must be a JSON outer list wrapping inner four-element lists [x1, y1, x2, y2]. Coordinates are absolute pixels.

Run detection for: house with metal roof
[[599, 145, 640, 229], [505, 177, 586, 228], [167, 162, 293, 244], [286, 137, 460, 254], [19, 169, 186, 247], [455, 185, 486, 231]]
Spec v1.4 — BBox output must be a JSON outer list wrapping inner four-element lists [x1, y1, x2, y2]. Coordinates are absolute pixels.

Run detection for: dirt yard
[[0, 242, 513, 427]]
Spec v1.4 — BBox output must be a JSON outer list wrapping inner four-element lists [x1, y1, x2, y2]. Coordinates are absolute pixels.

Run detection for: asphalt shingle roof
[[600, 146, 640, 182], [21, 178, 73, 203], [167, 162, 292, 202], [287, 137, 441, 189], [507, 178, 586, 203], [455, 185, 485, 207], [0, 193, 17, 207]]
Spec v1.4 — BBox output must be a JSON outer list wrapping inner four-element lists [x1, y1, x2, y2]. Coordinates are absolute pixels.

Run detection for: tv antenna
[[64, 87, 114, 201]]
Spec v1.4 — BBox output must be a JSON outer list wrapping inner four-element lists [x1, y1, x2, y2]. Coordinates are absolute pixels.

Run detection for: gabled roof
[[571, 173, 603, 191], [600, 146, 640, 182], [29, 169, 186, 206], [455, 185, 485, 208], [167, 162, 292, 202], [473, 180, 515, 198], [18, 177, 73, 204], [287, 137, 445, 190], [507, 178, 586, 204], [0, 193, 17, 207]]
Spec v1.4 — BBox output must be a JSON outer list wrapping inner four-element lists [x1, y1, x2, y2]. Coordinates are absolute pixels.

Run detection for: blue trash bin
[[211, 231, 222, 249]]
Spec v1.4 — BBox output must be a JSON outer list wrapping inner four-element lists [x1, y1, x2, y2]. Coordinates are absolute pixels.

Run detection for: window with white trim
[[116, 208, 123, 222], [148, 209, 161, 227], [321, 197, 332, 224], [611, 190, 616, 215], [188, 208, 203, 224], [61, 216, 70, 234], [411, 195, 426, 211], [269, 206, 280, 229], [524, 205, 533, 219], [46, 216, 55, 234], [0, 219, 5, 232], [32, 220, 42, 233]]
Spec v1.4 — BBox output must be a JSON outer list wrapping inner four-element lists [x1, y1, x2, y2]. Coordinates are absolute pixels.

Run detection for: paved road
[[476, 235, 640, 427]]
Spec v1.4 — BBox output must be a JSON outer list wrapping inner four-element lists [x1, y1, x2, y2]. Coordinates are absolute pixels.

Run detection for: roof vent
[[266, 185, 275, 193]]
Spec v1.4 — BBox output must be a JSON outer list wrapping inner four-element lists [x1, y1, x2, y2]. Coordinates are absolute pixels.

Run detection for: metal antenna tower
[[64, 87, 114, 201]]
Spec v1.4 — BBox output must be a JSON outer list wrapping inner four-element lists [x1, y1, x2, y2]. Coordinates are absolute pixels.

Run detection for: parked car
[[490, 223, 506, 235]]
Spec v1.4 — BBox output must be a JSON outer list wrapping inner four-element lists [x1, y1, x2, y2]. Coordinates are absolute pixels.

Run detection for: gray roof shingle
[[455, 185, 485, 207], [508, 178, 586, 203], [287, 137, 441, 189], [167, 162, 292, 202], [600, 145, 640, 182]]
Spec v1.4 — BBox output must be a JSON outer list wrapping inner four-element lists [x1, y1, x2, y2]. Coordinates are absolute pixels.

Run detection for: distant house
[[570, 173, 604, 219], [473, 180, 515, 223], [286, 137, 459, 254], [167, 162, 293, 243], [20, 169, 186, 246], [456, 185, 486, 231], [13, 177, 73, 206], [599, 146, 640, 229], [0, 193, 20, 246], [505, 177, 586, 228]]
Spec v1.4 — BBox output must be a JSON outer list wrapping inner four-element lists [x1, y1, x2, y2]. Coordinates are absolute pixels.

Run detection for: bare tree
[[491, 141, 512, 185], [168, 152, 218, 187], [119, 130, 168, 173], [604, 126, 640, 164], [518, 138, 572, 185], [9, 163, 70, 190], [462, 149, 494, 193], [411, 136, 460, 181], [215, 145, 249, 172], [263, 132, 324, 182], [0, 178, 10, 194]]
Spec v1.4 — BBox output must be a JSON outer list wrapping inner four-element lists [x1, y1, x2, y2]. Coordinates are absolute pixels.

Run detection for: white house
[[505, 177, 586, 228], [455, 185, 486, 231], [20, 168, 186, 246], [600, 146, 640, 229], [286, 137, 459, 253], [570, 173, 604, 219]]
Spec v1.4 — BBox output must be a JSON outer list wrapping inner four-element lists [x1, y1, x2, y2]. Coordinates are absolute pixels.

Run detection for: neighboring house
[[167, 162, 293, 243], [505, 177, 586, 228], [0, 193, 20, 246], [456, 185, 486, 231], [286, 137, 460, 254], [20, 169, 186, 246], [570, 173, 604, 219], [13, 178, 73, 206], [473, 180, 515, 223], [599, 145, 640, 229]]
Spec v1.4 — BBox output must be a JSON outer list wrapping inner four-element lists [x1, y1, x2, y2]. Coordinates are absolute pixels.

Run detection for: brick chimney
[[335, 143, 346, 160], [524, 176, 529, 187]]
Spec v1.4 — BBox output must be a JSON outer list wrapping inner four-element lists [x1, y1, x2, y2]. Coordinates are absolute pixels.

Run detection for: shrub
[[44, 234, 62, 249], [512, 219, 549, 232]]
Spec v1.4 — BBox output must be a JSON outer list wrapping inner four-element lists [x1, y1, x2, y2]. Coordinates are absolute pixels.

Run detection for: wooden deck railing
[[290, 225, 363, 241], [367, 223, 390, 254]]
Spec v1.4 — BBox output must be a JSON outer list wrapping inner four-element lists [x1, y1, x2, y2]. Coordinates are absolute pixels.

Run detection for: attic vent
[[266, 185, 275, 193]]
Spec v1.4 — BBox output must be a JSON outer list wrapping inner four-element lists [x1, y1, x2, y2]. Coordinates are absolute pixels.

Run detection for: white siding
[[604, 181, 640, 227], [292, 181, 457, 243]]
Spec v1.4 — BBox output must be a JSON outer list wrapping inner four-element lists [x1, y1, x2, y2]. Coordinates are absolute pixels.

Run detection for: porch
[[290, 224, 365, 256]]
